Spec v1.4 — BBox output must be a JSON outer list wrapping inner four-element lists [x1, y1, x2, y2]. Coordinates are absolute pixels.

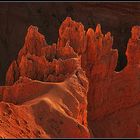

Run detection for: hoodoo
[[0, 17, 140, 138]]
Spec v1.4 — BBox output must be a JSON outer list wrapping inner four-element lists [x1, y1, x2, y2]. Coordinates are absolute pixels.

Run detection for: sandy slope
[[0, 68, 90, 138]]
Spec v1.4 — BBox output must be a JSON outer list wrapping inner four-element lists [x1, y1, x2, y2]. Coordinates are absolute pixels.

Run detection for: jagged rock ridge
[[57, 17, 140, 138], [5, 25, 79, 86], [1, 17, 140, 138], [0, 22, 90, 138]]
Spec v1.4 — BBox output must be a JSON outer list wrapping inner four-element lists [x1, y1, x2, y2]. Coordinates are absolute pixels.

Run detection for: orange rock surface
[[54, 17, 140, 138], [57, 17, 87, 54], [0, 73, 90, 138], [1, 23, 90, 138], [84, 25, 140, 138], [1, 17, 140, 138], [0, 102, 49, 138], [5, 25, 80, 85]]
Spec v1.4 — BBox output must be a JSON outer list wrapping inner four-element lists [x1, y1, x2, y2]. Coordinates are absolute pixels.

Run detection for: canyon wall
[[1, 16, 140, 138], [84, 24, 140, 138], [49, 17, 140, 138]]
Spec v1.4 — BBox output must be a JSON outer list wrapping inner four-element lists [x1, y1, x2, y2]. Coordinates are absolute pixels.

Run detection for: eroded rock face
[[126, 26, 140, 65], [81, 24, 118, 121], [0, 71, 90, 138], [2, 2, 140, 86], [17, 25, 47, 62], [52, 17, 140, 138], [57, 17, 87, 54], [1, 23, 90, 138], [2, 17, 140, 138], [0, 102, 50, 138], [5, 25, 80, 85], [82, 23, 140, 137]]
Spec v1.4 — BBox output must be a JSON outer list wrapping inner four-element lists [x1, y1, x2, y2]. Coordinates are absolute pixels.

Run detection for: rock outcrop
[[1, 2, 140, 86], [0, 73, 90, 138], [51, 17, 140, 138], [82, 22, 140, 137], [0, 101, 50, 138], [0, 23, 90, 138], [57, 17, 87, 54], [1, 16, 140, 138], [5, 25, 80, 86], [88, 25, 140, 138]]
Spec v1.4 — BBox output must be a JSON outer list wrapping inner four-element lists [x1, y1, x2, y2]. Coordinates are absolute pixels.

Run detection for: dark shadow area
[[114, 23, 131, 71], [115, 54, 127, 71]]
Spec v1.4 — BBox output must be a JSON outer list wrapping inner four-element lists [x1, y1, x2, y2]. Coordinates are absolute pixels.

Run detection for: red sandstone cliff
[[48, 17, 140, 138], [1, 17, 140, 138]]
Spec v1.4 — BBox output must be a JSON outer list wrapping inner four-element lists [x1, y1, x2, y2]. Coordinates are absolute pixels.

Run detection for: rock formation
[[57, 17, 87, 54], [0, 101, 50, 138], [86, 25, 140, 138], [1, 16, 140, 138], [0, 23, 90, 138], [50, 17, 140, 138], [0, 74, 90, 138], [1, 2, 140, 86], [5, 25, 79, 86]]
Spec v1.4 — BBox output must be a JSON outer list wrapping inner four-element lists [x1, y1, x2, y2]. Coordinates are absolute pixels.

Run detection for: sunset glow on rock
[[0, 4, 140, 138]]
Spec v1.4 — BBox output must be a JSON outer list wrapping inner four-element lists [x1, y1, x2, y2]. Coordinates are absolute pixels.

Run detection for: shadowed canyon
[[0, 2, 140, 138]]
